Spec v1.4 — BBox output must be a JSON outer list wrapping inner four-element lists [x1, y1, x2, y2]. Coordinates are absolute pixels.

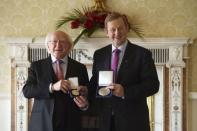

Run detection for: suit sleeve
[[124, 50, 160, 100], [79, 64, 89, 87], [23, 63, 52, 99], [89, 51, 99, 98]]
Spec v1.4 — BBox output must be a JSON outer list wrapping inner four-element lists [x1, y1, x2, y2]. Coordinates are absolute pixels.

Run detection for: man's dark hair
[[104, 12, 131, 30]]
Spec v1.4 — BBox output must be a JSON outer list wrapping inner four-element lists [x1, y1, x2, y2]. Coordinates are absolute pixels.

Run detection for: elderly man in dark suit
[[89, 12, 160, 131], [23, 31, 89, 131]]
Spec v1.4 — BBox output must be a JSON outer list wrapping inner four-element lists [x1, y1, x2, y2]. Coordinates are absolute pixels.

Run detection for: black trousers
[[110, 115, 115, 131]]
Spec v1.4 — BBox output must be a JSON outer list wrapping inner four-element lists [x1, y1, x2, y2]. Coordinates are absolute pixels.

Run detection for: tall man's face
[[106, 17, 129, 47]]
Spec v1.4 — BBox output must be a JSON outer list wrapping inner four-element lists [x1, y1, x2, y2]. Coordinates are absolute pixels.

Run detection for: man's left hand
[[106, 83, 124, 97], [74, 96, 89, 110]]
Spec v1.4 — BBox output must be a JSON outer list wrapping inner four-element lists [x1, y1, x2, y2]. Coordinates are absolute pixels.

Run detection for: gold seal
[[98, 87, 110, 96], [71, 89, 79, 96]]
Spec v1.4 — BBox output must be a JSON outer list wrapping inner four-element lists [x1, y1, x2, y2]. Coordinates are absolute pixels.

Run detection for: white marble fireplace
[[7, 37, 192, 131]]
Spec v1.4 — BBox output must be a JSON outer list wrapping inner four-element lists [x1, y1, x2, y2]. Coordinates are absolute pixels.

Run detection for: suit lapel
[[45, 56, 57, 82], [65, 57, 72, 79], [118, 42, 135, 78], [103, 45, 112, 70]]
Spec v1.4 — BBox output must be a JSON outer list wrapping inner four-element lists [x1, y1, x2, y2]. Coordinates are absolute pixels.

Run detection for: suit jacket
[[23, 56, 89, 131], [89, 41, 160, 131]]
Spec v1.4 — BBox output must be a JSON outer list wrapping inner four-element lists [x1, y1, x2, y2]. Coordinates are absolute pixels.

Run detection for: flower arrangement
[[56, 7, 144, 45], [56, 7, 109, 45]]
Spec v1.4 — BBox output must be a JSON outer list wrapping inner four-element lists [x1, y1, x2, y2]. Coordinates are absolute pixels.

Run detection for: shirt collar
[[51, 55, 68, 64], [112, 40, 128, 53]]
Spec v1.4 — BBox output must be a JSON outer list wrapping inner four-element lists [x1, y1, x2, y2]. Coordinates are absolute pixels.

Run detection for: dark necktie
[[111, 48, 120, 81], [55, 60, 64, 80]]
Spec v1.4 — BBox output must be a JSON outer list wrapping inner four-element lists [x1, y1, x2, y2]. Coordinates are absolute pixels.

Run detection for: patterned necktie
[[55, 60, 64, 80], [111, 48, 120, 81]]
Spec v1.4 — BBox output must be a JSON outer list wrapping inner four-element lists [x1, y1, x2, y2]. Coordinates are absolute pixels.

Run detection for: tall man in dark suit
[[23, 31, 89, 131], [89, 12, 160, 131]]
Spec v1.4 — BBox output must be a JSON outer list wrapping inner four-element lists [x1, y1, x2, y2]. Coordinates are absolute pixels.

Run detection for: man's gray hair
[[45, 30, 73, 54]]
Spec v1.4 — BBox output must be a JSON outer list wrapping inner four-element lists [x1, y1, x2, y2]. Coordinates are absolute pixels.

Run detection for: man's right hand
[[52, 80, 71, 93]]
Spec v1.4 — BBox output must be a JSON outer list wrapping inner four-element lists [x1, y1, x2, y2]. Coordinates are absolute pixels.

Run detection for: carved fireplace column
[[166, 46, 186, 131], [9, 42, 30, 131]]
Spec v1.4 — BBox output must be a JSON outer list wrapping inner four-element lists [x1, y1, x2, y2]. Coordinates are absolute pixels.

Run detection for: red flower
[[83, 10, 108, 29], [56, 8, 110, 44], [70, 20, 80, 29], [84, 19, 94, 29]]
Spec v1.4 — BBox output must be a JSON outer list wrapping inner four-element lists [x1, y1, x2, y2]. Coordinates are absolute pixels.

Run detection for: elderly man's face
[[47, 31, 71, 59]]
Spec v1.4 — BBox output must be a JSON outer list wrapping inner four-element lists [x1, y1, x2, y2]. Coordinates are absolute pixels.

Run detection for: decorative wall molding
[[0, 93, 10, 99], [189, 92, 197, 100]]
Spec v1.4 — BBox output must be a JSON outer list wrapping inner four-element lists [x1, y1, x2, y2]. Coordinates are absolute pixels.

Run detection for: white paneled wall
[[0, 93, 11, 131], [154, 66, 164, 131], [189, 92, 197, 131]]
